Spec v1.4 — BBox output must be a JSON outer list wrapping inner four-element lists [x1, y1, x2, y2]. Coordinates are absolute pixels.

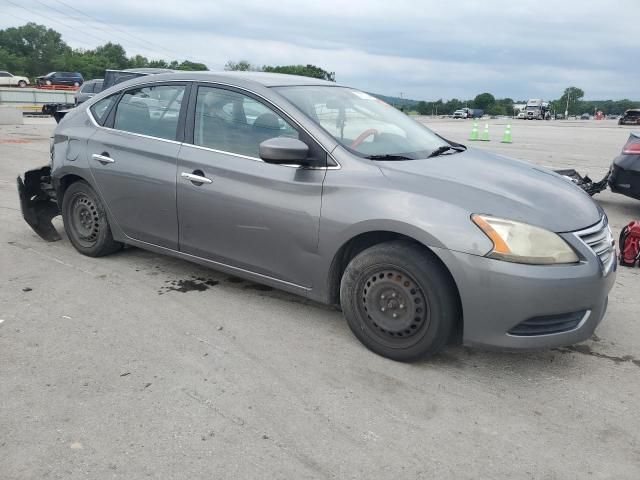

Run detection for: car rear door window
[[193, 86, 298, 158], [89, 93, 119, 126], [113, 84, 185, 141]]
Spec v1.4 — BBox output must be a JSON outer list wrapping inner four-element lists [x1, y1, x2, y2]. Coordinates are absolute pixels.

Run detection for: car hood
[[378, 148, 602, 233]]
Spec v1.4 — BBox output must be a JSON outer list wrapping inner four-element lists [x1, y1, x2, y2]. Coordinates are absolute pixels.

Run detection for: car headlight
[[471, 214, 579, 265]]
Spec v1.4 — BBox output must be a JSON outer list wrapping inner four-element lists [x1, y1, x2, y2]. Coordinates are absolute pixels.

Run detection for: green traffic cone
[[501, 124, 512, 143], [480, 122, 490, 141], [469, 120, 479, 141]]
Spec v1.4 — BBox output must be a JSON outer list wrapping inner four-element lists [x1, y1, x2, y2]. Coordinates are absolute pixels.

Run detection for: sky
[[2, 0, 638, 101]]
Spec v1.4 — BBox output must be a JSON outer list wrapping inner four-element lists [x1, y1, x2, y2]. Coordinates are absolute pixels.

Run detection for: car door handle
[[181, 172, 213, 185], [92, 153, 115, 164]]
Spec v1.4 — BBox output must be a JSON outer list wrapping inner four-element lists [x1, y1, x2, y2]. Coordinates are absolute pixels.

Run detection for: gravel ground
[[1, 117, 639, 479]]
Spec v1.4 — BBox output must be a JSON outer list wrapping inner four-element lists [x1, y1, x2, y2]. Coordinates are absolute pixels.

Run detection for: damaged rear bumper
[[17, 166, 61, 241]]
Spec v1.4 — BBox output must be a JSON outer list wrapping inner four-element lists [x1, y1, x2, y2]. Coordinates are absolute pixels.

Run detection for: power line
[[4, 0, 115, 46], [34, 0, 170, 60], [2, 0, 211, 67], [2, 0, 109, 46], [52, 0, 191, 61], [35, 0, 124, 43], [3, 0, 209, 66], [1, 8, 35, 26]]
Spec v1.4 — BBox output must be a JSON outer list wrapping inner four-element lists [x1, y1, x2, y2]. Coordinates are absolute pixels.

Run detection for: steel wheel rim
[[70, 193, 100, 247], [357, 265, 430, 348]]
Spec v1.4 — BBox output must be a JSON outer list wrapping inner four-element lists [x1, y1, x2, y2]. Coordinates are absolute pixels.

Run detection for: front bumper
[[17, 166, 61, 242], [434, 238, 616, 350]]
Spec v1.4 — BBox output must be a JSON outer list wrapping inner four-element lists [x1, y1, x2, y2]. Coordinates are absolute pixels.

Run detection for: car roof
[[117, 71, 340, 89]]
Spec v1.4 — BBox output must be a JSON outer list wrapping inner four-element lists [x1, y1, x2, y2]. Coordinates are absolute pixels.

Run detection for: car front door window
[[194, 86, 299, 158]]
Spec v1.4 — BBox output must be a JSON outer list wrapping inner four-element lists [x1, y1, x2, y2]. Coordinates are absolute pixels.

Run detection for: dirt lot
[[1, 117, 639, 479]]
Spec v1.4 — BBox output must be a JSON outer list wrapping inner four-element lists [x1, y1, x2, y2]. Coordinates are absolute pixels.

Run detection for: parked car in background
[[36, 72, 84, 87], [609, 132, 640, 200], [453, 107, 483, 119], [102, 68, 176, 91], [74, 79, 103, 105], [0, 71, 30, 87], [18, 71, 615, 361], [580, 113, 590, 120], [618, 109, 640, 126]]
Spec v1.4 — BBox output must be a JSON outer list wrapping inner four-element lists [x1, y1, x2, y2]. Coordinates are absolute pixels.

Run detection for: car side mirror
[[259, 137, 309, 165]]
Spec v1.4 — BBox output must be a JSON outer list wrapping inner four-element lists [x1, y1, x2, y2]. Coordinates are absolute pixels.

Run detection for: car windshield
[[274, 85, 451, 160]]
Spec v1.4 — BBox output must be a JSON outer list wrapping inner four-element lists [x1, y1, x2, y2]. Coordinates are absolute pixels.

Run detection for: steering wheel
[[350, 129, 379, 149]]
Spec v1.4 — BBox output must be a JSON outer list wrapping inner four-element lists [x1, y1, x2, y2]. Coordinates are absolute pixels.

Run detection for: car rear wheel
[[18, 80, 27, 87], [340, 241, 458, 361], [62, 181, 122, 257], [45, 80, 52, 86], [73, 81, 80, 87]]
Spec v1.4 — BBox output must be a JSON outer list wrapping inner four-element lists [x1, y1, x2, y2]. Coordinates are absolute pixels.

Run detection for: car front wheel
[[340, 240, 458, 361], [62, 181, 123, 257], [18, 80, 27, 87]]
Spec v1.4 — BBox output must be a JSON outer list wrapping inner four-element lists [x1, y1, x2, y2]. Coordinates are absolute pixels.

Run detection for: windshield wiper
[[364, 154, 413, 160], [427, 145, 466, 158]]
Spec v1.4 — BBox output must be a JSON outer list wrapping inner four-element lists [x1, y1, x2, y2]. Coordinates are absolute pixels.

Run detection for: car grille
[[574, 217, 615, 270], [508, 311, 588, 336]]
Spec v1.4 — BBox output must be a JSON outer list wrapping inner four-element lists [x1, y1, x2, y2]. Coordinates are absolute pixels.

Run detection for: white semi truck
[[525, 99, 551, 120]]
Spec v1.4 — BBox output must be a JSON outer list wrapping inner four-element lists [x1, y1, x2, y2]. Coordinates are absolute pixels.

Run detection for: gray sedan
[[17, 72, 616, 361]]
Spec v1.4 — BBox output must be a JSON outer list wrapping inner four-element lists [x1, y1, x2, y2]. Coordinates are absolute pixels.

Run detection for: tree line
[[0, 23, 208, 80], [1, 23, 637, 116], [415, 88, 639, 117], [225, 59, 638, 116], [224, 60, 335, 81]]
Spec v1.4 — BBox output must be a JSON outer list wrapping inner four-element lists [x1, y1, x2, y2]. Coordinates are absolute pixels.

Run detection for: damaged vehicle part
[[609, 132, 640, 200], [554, 168, 610, 196], [618, 109, 640, 126], [17, 166, 61, 242]]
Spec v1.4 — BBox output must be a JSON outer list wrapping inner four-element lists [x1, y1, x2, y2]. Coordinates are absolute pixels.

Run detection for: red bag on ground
[[619, 221, 640, 267]]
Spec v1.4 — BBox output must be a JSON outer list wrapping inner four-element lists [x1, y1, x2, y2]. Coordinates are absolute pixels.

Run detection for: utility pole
[[565, 93, 570, 119]]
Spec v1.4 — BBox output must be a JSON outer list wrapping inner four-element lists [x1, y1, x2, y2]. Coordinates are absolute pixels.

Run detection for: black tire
[[62, 181, 122, 257], [340, 241, 458, 362], [18, 80, 27, 87]]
